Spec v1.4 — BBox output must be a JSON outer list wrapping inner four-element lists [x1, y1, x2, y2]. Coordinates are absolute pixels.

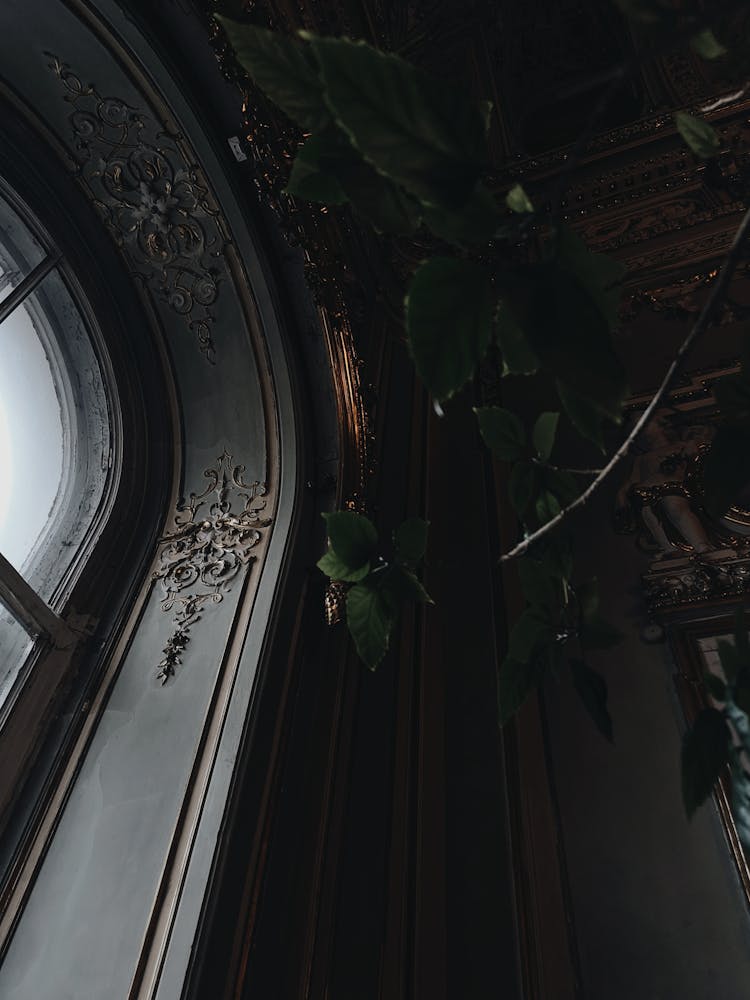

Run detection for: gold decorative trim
[[153, 450, 271, 683]]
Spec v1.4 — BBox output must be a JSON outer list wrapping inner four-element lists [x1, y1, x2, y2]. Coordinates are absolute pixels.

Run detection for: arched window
[[0, 178, 111, 707]]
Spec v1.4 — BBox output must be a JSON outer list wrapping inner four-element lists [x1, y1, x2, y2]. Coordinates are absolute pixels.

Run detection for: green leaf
[[286, 133, 348, 204], [346, 579, 395, 669], [498, 654, 545, 725], [216, 20, 330, 132], [690, 29, 727, 60], [543, 468, 579, 507], [422, 182, 502, 246], [533, 411, 559, 462], [702, 425, 750, 517], [535, 490, 561, 525], [557, 381, 607, 453], [614, 0, 664, 24], [509, 461, 538, 517], [474, 406, 526, 461], [287, 126, 419, 233], [322, 511, 378, 571], [555, 224, 625, 332], [540, 535, 574, 582], [578, 578, 622, 649], [317, 548, 370, 582], [384, 565, 434, 605], [406, 258, 495, 401], [704, 671, 728, 703], [674, 111, 720, 159], [496, 303, 539, 376], [681, 708, 730, 818], [570, 658, 613, 742], [505, 183, 533, 214], [309, 36, 489, 208], [514, 264, 627, 421], [518, 558, 558, 610], [394, 517, 429, 564], [508, 607, 551, 663]]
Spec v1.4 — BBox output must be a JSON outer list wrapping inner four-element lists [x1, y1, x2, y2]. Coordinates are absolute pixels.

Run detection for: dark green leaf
[[317, 548, 370, 582], [540, 535, 574, 582], [704, 671, 728, 702], [287, 126, 419, 233], [543, 468, 579, 507], [508, 607, 551, 663], [556, 225, 625, 331], [615, 0, 664, 24], [310, 36, 489, 208], [216, 19, 330, 131], [702, 425, 750, 517], [557, 381, 607, 453], [509, 461, 538, 517], [406, 258, 495, 400], [498, 654, 545, 725], [286, 133, 348, 204], [474, 406, 526, 461], [533, 411, 559, 462], [535, 490, 561, 525], [506, 183, 533, 214], [518, 558, 558, 610], [578, 578, 622, 649], [346, 579, 395, 669], [394, 517, 429, 564], [322, 510, 378, 571], [690, 29, 727, 60], [513, 264, 627, 421], [422, 183, 502, 246], [570, 658, 613, 741], [681, 708, 730, 818], [496, 303, 539, 376], [674, 111, 720, 159], [383, 565, 434, 605]]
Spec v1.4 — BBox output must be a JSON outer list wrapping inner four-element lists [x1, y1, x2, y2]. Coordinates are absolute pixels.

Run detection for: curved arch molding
[[0, 1, 302, 997]]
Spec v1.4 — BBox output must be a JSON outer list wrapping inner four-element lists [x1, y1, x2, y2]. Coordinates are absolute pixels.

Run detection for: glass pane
[[0, 266, 109, 605], [0, 188, 46, 304], [0, 281, 64, 575], [0, 602, 33, 706]]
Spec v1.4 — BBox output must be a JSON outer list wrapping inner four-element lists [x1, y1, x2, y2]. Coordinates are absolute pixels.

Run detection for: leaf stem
[[532, 459, 603, 476], [501, 203, 750, 563]]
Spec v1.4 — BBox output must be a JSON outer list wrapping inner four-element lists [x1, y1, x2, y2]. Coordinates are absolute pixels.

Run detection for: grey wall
[[543, 479, 750, 999]]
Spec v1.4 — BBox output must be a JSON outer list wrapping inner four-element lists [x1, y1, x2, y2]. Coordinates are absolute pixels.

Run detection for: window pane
[[0, 187, 46, 303], [0, 604, 33, 706], [0, 289, 63, 573], [0, 267, 109, 604]]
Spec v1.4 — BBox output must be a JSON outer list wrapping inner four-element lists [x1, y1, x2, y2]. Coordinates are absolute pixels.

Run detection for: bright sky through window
[[0, 300, 63, 572]]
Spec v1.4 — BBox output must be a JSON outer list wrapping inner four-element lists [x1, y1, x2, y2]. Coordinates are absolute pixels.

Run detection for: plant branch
[[501, 202, 750, 563], [532, 460, 603, 476]]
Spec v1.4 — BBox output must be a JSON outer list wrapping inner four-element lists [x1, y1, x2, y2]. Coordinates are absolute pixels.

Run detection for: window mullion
[[0, 550, 72, 646], [0, 250, 60, 327]]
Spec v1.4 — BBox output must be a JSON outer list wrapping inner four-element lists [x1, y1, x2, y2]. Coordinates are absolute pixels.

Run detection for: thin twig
[[533, 460, 603, 476], [501, 203, 750, 563], [700, 84, 750, 113]]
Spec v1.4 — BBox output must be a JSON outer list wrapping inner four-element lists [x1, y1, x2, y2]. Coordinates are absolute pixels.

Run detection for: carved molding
[[47, 54, 224, 361], [153, 450, 271, 683]]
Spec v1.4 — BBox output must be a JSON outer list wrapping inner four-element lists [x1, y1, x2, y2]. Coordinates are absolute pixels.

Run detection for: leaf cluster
[[317, 512, 432, 670]]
